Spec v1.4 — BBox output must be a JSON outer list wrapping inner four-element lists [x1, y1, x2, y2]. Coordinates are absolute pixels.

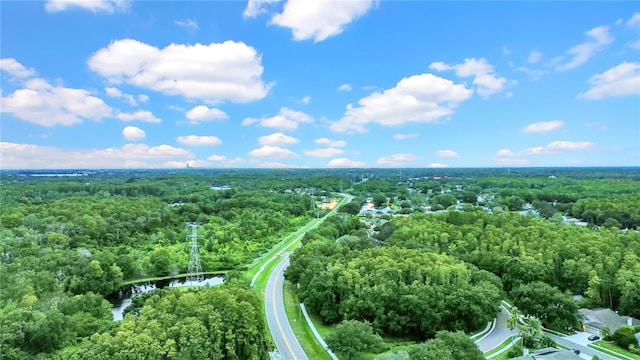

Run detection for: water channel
[[108, 274, 225, 321]]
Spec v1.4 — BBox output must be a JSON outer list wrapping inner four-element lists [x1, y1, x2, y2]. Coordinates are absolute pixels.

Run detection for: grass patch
[[283, 281, 332, 360], [591, 341, 640, 360], [483, 336, 520, 358]]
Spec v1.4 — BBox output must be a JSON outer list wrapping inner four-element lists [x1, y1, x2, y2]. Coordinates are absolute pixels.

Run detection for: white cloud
[[330, 73, 472, 132], [435, 149, 460, 158], [116, 110, 161, 123], [207, 154, 247, 167], [0, 58, 35, 78], [338, 83, 352, 91], [393, 133, 419, 140], [1, 78, 112, 127], [165, 160, 212, 168], [185, 105, 228, 123], [243, 0, 281, 18], [88, 39, 271, 103], [270, 0, 375, 42], [177, 135, 222, 146], [138, 94, 149, 102], [304, 147, 344, 158], [175, 19, 199, 31], [516, 66, 547, 80], [122, 126, 146, 141], [376, 153, 420, 167], [555, 26, 613, 71], [258, 161, 298, 168], [427, 163, 449, 168], [45, 0, 130, 13], [249, 145, 298, 159], [430, 58, 507, 97], [105, 86, 137, 105], [522, 120, 564, 133], [627, 12, 640, 28], [0, 142, 193, 169], [258, 132, 299, 146], [242, 107, 314, 130], [578, 62, 640, 100], [300, 95, 311, 104], [327, 157, 367, 168], [314, 137, 346, 147], [527, 51, 543, 64], [496, 140, 596, 158]]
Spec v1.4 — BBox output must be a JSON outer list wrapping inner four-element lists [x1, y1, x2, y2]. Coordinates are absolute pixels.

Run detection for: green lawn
[[283, 281, 333, 360], [591, 340, 640, 360]]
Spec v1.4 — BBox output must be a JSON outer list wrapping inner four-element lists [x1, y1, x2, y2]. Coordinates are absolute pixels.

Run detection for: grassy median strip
[[483, 337, 519, 358], [283, 281, 333, 360]]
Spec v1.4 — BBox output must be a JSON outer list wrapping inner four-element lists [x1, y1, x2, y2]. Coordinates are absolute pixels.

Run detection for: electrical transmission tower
[[186, 222, 203, 283]]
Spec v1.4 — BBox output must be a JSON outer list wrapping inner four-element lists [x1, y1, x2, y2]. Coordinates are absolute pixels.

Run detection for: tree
[[373, 193, 388, 208], [511, 282, 578, 330], [407, 331, 484, 360], [612, 326, 639, 350], [325, 320, 386, 360]]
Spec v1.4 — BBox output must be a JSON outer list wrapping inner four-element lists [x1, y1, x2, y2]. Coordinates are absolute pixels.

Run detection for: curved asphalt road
[[476, 306, 517, 352], [265, 252, 308, 360], [264, 194, 354, 359]]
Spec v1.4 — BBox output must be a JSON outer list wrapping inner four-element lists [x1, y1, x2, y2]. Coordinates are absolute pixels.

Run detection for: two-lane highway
[[265, 253, 308, 359]]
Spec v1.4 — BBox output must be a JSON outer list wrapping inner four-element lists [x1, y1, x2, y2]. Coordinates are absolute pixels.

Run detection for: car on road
[[588, 335, 600, 341]]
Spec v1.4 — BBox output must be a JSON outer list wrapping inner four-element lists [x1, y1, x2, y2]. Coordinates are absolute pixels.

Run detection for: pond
[[108, 274, 225, 321]]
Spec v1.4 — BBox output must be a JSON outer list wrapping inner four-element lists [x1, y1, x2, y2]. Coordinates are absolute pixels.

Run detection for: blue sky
[[1, 0, 639, 169]]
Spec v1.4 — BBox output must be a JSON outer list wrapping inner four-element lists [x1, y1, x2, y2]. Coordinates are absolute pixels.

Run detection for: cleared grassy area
[[283, 281, 333, 360], [591, 341, 640, 360]]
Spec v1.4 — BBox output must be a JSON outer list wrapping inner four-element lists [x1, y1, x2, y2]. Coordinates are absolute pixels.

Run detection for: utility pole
[[186, 222, 203, 283]]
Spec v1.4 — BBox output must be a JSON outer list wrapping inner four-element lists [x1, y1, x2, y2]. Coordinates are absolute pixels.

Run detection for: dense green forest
[[1, 167, 639, 359]]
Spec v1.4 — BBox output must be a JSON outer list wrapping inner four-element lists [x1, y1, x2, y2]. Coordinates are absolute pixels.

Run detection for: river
[[109, 275, 225, 321]]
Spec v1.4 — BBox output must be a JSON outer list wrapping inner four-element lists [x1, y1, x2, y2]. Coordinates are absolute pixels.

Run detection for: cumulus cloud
[[257, 161, 299, 168], [122, 126, 146, 141], [88, 39, 271, 103], [242, 107, 314, 130], [177, 135, 222, 146], [430, 58, 507, 97], [249, 145, 298, 159], [626, 12, 640, 28], [393, 133, 419, 140], [304, 147, 344, 158], [376, 153, 420, 167], [527, 51, 543, 64], [116, 110, 161, 123], [105, 86, 137, 105], [338, 83, 352, 91], [496, 140, 596, 158], [138, 94, 149, 102], [269, 0, 375, 42], [185, 105, 228, 123], [0, 142, 193, 169], [522, 120, 564, 133], [427, 163, 449, 168], [577, 62, 640, 100], [45, 0, 130, 13], [555, 26, 613, 71], [258, 132, 299, 146], [207, 154, 247, 167], [0, 58, 35, 78], [175, 19, 199, 31], [1, 78, 112, 127], [435, 149, 460, 158], [327, 157, 367, 168], [330, 73, 472, 132], [315, 137, 346, 147], [300, 95, 311, 104], [243, 0, 281, 18]]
